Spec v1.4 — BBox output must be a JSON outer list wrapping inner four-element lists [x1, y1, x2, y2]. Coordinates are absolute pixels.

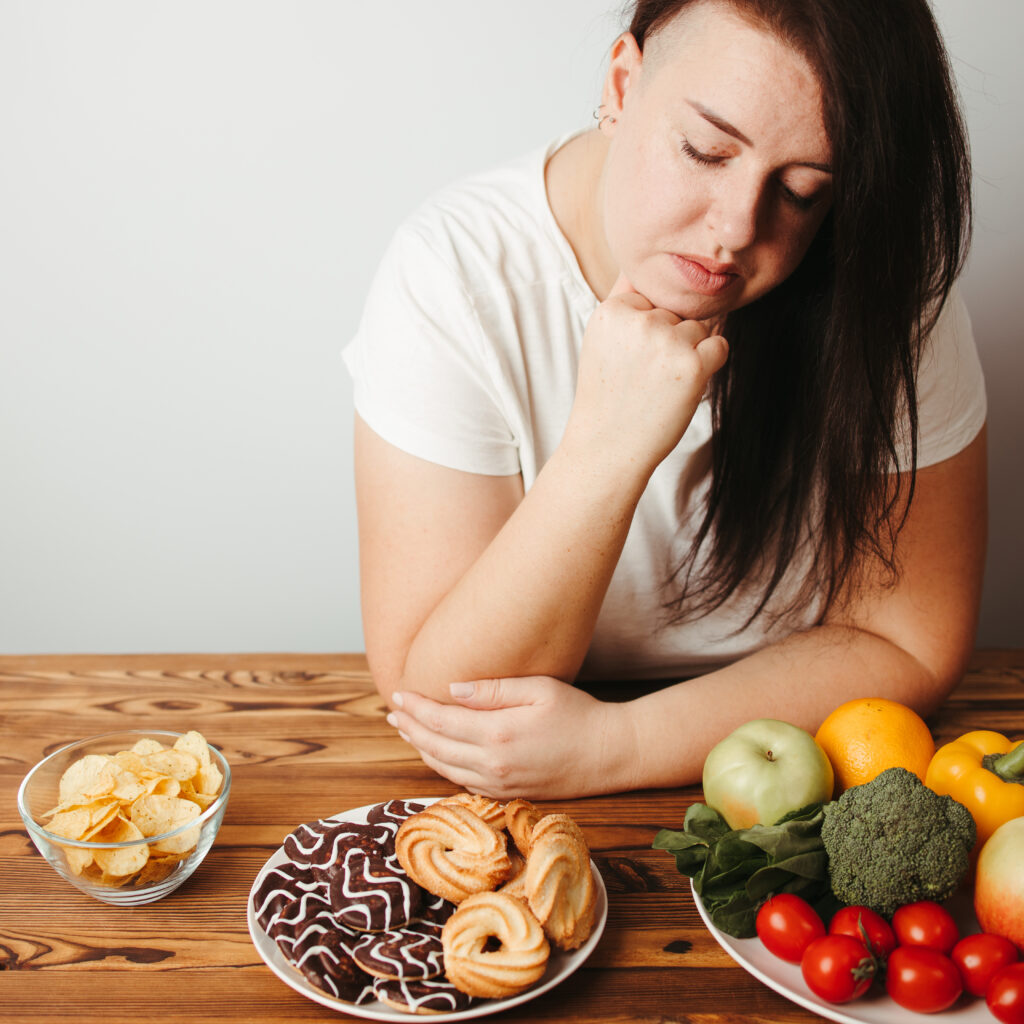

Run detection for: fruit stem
[[989, 742, 1024, 784]]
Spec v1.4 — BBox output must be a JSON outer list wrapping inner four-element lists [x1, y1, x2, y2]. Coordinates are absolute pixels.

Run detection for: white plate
[[692, 881, 988, 1022], [247, 799, 608, 1021]]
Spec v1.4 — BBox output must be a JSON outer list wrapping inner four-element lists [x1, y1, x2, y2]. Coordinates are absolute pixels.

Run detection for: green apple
[[702, 719, 835, 829]]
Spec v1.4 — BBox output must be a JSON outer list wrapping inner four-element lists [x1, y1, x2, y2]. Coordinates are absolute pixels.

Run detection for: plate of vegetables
[[694, 882, 1008, 1023], [655, 720, 1024, 1024]]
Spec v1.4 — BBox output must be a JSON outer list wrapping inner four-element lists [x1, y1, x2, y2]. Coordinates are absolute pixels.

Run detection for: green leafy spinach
[[653, 802, 835, 938]]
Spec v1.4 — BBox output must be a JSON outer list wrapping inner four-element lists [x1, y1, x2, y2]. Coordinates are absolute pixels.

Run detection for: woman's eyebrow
[[686, 98, 833, 173], [687, 99, 753, 145]]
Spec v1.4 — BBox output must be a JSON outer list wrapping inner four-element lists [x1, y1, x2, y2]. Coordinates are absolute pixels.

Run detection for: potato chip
[[142, 749, 199, 782], [62, 845, 94, 876], [92, 817, 150, 876], [111, 750, 149, 775], [196, 761, 223, 799], [58, 755, 119, 805], [173, 730, 212, 769], [131, 738, 165, 755], [82, 799, 122, 838], [147, 775, 181, 798], [189, 791, 218, 811], [47, 807, 92, 839], [129, 793, 201, 855], [135, 852, 184, 886]]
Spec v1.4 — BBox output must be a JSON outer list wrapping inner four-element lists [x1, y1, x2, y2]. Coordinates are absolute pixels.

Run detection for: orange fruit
[[814, 697, 935, 793]]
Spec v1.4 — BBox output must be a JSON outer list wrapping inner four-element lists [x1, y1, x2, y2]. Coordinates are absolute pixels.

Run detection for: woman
[[343, 0, 986, 798]]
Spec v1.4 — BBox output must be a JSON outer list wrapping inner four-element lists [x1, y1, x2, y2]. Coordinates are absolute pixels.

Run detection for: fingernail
[[386, 712, 398, 728], [450, 682, 474, 698], [397, 730, 410, 743], [391, 691, 405, 707]]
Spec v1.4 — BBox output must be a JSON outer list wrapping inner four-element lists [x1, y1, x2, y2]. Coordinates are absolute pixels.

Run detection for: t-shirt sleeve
[[907, 283, 987, 469], [342, 220, 521, 476]]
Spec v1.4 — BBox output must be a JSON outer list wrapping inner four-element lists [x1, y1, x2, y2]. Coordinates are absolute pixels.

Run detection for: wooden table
[[2, 650, 1022, 1024]]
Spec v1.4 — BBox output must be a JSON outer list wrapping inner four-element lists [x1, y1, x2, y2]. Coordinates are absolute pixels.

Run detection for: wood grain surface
[[1, 650, 1021, 1024]]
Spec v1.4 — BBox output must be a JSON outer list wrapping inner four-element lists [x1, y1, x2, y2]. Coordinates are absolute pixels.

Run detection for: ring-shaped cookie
[[438, 792, 506, 830], [395, 803, 512, 904], [525, 813, 597, 950], [441, 890, 551, 999]]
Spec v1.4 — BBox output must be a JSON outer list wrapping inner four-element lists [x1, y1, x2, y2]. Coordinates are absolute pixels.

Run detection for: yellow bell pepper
[[925, 730, 1024, 850]]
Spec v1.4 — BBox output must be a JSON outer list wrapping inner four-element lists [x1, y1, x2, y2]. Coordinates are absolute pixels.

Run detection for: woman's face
[[599, 2, 833, 321]]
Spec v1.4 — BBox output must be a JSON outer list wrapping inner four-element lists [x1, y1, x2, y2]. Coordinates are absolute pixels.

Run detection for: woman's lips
[[671, 254, 740, 296]]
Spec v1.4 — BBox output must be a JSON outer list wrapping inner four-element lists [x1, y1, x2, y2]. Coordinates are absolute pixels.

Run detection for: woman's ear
[[599, 32, 644, 130]]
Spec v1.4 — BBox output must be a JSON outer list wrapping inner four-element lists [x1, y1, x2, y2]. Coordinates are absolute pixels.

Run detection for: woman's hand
[[385, 676, 637, 800], [563, 274, 729, 476]]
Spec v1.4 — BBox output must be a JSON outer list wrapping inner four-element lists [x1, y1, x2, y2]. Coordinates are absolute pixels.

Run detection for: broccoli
[[821, 766, 975, 918]]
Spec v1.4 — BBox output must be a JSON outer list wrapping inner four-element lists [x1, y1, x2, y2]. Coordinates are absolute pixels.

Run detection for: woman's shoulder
[[388, 134, 583, 294], [914, 281, 987, 467]]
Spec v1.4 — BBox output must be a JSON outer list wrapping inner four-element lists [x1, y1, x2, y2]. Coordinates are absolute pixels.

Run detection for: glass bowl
[[17, 729, 231, 905]]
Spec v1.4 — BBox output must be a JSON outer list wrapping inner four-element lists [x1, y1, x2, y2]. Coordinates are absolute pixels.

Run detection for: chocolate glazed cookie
[[251, 860, 322, 933], [373, 975, 474, 1014], [366, 799, 430, 828], [329, 846, 421, 932], [267, 888, 338, 960], [351, 919, 445, 980], [284, 819, 395, 881], [288, 918, 375, 1004], [365, 799, 430, 857]]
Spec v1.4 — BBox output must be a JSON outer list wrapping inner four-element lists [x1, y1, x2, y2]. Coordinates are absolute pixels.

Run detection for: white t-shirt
[[343, 135, 987, 680]]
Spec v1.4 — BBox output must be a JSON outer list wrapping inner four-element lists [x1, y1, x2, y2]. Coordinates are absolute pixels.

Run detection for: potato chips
[[43, 730, 223, 887]]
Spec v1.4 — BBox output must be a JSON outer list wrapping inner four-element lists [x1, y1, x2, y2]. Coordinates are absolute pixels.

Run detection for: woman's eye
[[680, 139, 724, 166], [778, 181, 818, 211]]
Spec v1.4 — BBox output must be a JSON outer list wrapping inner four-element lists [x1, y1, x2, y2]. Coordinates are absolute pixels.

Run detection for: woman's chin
[[656, 292, 737, 325]]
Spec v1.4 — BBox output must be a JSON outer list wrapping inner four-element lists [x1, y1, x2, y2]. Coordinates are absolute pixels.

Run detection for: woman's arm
[[624, 424, 988, 787], [355, 413, 643, 700], [355, 279, 728, 704], [386, 426, 987, 797]]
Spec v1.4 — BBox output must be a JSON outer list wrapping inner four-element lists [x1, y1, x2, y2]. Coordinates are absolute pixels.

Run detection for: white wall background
[[2, 1, 1021, 655]]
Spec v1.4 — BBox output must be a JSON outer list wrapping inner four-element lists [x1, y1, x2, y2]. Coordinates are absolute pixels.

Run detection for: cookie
[[329, 846, 421, 931], [438, 793, 506, 829], [251, 860, 321, 932], [268, 888, 337, 959], [441, 890, 551, 999], [504, 798, 543, 856], [525, 813, 597, 950], [364, 799, 429, 858], [373, 975, 474, 1015], [284, 819, 395, 880], [395, 803, 512, 904], [351, 919, 445, 980], [418, 889, 457, 926], [366, 798, 430, 828], [289, 919, 373, 1003]]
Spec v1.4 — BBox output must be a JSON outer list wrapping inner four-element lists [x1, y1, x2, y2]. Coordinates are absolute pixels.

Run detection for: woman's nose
[[706, 178, 761, 254]]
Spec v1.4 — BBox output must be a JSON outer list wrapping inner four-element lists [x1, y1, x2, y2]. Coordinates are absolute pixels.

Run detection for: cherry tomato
[[756, 894, 826, 963], [951, 932, 1018, 997], [801, 935, 876, 1003], [987, 963, 1024, 1024], [891, 901, 960, 955], [886, 945, 963, 1013], [829, 905, 897, 960]]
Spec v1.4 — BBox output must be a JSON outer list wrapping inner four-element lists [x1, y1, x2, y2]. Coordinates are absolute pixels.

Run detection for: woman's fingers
[[695, 331, 730, 375], [445, 676, 548, 710], [388, 693, 481, 748], [388, 705, 478, 767]]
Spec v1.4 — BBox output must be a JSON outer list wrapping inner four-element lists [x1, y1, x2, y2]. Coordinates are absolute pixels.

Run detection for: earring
[[593, 106, 617, 130]]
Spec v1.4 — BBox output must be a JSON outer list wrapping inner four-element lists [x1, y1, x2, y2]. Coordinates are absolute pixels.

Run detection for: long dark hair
[[626, 0, 973, 628]]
